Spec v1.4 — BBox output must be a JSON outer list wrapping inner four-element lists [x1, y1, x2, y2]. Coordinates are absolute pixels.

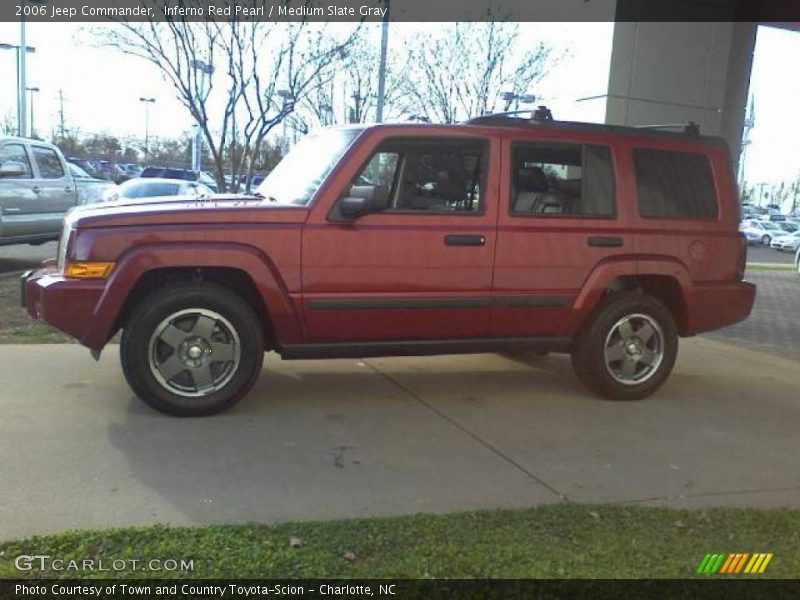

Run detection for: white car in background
[[740, 219, 792, 246], [771, 231, 800, 252], [102, 177, 214, 203]]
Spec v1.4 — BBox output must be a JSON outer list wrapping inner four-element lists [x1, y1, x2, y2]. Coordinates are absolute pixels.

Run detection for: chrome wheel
[[147, 308, 241, 398], [603, 313, 664, 385]]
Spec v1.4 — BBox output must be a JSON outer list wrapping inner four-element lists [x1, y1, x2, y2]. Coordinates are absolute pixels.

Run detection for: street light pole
[[26, 86, 39, 138], [375, 0, 390, 123], [0, 43, 35, 136], [189, 59, 214, 171], [139, 97, 156, 164], [17, 0, 47, 137]]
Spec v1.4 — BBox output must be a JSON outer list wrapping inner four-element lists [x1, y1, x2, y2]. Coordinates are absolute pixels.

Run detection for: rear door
[[302, 131, 500, 343], [493, 131, 630, 337], [0, 141, 39, 240]]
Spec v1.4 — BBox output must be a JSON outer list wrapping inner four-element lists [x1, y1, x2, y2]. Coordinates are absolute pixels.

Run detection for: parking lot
[[1, 243, 799, 540]]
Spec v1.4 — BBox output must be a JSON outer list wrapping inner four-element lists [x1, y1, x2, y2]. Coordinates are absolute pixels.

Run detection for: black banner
[[2, 579, 800, 600], [2, 0, 800, 23]]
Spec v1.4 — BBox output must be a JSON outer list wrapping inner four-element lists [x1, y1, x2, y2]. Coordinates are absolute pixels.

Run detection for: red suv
[[22, 114, 756, 416]]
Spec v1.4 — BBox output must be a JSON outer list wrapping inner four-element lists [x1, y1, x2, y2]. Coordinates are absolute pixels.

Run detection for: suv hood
[[70, 194, 310, 228]]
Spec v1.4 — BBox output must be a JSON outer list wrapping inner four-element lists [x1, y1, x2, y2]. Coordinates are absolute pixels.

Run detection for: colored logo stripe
[[697, 553, 773, 574]]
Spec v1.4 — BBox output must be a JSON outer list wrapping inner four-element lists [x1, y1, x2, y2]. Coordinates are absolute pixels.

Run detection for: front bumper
[[23, 268, 107, 349]]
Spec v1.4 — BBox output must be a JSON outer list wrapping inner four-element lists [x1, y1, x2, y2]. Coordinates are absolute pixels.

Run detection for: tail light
[[736, 232, 747, 280]]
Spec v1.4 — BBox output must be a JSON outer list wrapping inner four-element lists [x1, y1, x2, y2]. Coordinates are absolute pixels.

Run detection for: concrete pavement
[[1, 338, 800, 540]]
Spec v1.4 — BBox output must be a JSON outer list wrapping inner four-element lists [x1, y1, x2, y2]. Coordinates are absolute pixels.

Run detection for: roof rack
[[463, 111, 709, 141], [465, 105, 554, 126]]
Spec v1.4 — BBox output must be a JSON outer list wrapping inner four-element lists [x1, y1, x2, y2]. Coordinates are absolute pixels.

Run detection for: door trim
[[307, 295, 570, 311]]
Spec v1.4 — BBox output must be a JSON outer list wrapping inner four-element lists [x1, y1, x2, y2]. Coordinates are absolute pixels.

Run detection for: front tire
[[121, 282, 264, 416], [761, 234, 771, 245], [571, 292, 678, 401]]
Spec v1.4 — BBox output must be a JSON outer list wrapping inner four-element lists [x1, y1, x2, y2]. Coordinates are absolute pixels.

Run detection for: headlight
[[57, 212, 78, 274]]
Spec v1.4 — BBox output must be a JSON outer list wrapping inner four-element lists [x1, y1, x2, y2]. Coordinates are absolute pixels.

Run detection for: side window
[[0, 143, 33, 179], [32, 147, 66, 179], [510, 142, 615, 217], [348, 138, 487, 214], [633, 148, 717, 219]]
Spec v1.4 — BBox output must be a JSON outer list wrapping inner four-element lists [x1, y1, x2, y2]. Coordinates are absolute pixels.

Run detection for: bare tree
[[287, 26, 406, 135], [95, 2, 357, 191], [1, 111, 16, 136], [398, 22, 554, 124]]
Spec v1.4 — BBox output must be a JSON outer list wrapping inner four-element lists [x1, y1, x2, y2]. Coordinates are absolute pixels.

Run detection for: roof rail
[[635, 121, 701, 136]]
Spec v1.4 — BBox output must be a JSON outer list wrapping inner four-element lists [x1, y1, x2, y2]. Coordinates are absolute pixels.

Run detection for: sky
[[0, 21, 797, 186], [0, 22, 613, 138]]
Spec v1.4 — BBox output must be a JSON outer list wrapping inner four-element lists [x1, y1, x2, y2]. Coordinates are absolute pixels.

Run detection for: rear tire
[[761, 234, 771, 245], [121, 282, 264, 416], [571, 292, 678, 401]]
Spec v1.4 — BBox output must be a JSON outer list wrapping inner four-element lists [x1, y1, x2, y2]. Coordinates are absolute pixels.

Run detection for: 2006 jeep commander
[[22, 112, 756, 416]]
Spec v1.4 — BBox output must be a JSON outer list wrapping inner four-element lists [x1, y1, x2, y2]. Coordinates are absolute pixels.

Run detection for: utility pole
[[58, 89, 65, 138], [19, 10, 26, 137], [375, 0, 390, 123], [139, 97, 156, 164], [26, 86, 39, 138]]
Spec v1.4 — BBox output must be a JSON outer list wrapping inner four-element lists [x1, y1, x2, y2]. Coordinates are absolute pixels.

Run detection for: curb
[[746, 263, 795, 271]]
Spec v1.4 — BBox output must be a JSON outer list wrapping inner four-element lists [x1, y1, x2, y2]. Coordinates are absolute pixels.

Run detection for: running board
[[279, 337, 571, 360]]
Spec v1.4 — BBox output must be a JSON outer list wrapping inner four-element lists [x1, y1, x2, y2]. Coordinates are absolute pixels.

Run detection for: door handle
[[32, 186, 41, 194], [445, 234, 486, 247], [587, 236, 624, 248]]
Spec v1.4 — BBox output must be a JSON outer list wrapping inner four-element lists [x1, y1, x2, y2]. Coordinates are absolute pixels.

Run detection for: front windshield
[[256, 129, 360, 205]]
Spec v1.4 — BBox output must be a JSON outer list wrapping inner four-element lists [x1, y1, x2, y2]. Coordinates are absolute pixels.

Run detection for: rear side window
[[634, 148, 717, 219], [32, 147, 65, 179], [510, 142, 615, 217]]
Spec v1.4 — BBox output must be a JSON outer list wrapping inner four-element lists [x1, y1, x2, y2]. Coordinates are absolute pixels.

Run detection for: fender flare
[[571, 255, 694, 331], [84, 242, 302, 350]]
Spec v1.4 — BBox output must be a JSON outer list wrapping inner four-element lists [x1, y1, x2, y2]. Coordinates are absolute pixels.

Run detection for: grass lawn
[[0, 275, 73, 344], [1, 505, 798, 579]]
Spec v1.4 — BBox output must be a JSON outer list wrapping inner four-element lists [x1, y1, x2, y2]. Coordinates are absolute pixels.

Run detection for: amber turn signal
[[64, 261, 115, 279]]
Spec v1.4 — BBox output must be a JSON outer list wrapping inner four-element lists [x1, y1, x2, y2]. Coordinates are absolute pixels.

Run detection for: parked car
[[771, 232, 800, 252], [67, 163, 117, 206], [68, 157, 101, 178], [103, 177, 213, 202], [765, 214, 787, 222], [740, 219, 789, 245], [739, 222, 762, 245], [779, 222, 799, 234], [1, 137, 83, 245], [140, 166, 218, 192], [95, 161, 130, 184], [795, 244, 800, 276], [23, 115, 756, 416]]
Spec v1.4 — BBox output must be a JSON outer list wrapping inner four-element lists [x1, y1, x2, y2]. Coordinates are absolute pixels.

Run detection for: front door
[[302, 133, 499, 343], [0, 141, 39, 240]]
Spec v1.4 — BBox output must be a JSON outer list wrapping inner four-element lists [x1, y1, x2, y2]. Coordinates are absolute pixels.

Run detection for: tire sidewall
[[121, 283, 264, 416], [573, 293, 678, 401]]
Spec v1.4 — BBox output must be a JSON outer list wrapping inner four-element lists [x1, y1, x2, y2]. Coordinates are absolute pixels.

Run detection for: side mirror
[[0, 161, 26, 178], [339, 196, 373, 219]]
